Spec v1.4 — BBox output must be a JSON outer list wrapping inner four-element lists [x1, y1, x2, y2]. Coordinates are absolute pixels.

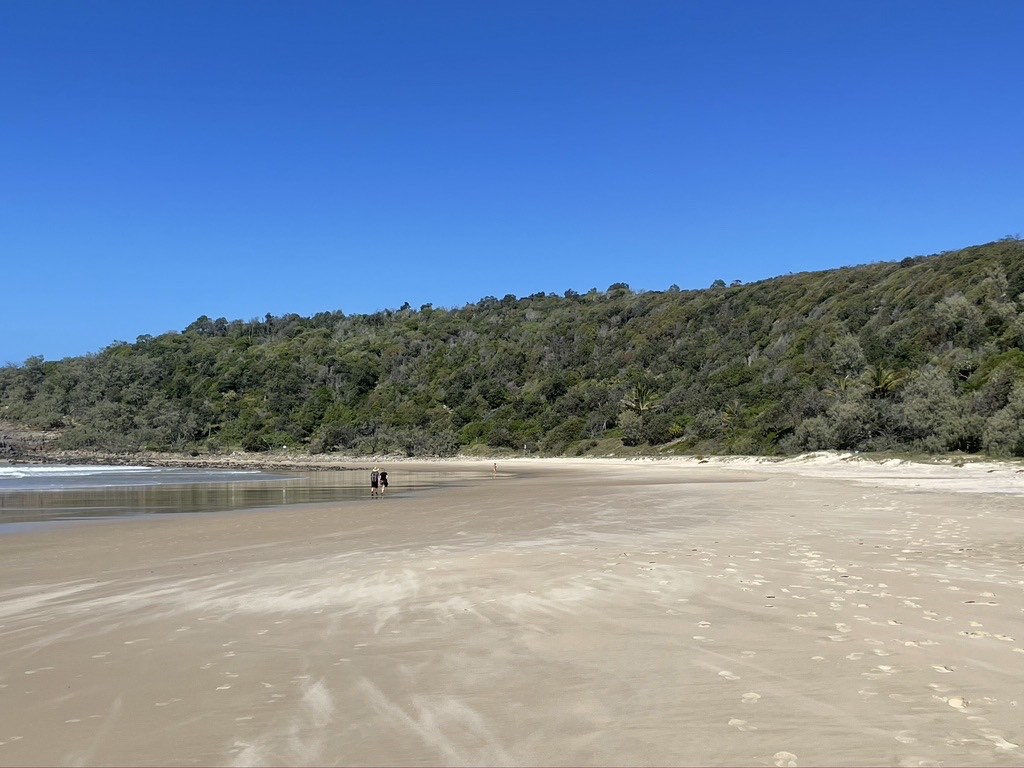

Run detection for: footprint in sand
[[719, 670, 740, 681], [947, 696, 968, 710], [931, 665, 955, 673], [742, 692, 761, 704], [894, 730, 917, 744], [861, 665, 895, 679], [773, 751, 798, 766], [728, 718, 757, 731], [980, 730, 1019, 750]]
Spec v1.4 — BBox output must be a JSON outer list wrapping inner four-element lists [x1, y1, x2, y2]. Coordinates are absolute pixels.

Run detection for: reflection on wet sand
[[0, 469, 485, 526]]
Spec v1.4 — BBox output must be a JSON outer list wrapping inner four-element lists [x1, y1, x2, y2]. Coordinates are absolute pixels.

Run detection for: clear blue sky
[[2, 1, 1022, 364]]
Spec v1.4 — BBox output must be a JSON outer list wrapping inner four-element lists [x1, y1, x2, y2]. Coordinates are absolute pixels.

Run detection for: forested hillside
[[3, 238, 1024, 458]]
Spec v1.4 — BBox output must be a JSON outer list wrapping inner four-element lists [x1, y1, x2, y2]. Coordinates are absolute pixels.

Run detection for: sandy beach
[[1, 455, 1023, 766]]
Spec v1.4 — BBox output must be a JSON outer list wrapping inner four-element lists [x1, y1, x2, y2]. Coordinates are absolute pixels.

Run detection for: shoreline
[[7, 447, 1024, 496]]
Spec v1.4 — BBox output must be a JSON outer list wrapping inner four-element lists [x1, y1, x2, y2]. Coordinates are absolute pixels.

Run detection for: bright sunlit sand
[[1, 456, 1022, 766]]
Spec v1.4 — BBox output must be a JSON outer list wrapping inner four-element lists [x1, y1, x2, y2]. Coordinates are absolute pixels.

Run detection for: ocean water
[[0, 464, 467, 527], [0, 464, 271, 491]]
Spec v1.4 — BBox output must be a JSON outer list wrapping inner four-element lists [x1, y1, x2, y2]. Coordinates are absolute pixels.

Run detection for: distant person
[[379, 469, 389, 496], [370, 466, 380, 498], [493, 462, 497, 475]]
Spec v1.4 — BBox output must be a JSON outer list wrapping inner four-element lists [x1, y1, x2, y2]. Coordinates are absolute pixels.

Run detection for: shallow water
[[0, 466, 477, 527]]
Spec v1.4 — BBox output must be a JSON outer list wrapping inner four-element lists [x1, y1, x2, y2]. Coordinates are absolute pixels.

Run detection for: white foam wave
[[0, 465, 153, 479]]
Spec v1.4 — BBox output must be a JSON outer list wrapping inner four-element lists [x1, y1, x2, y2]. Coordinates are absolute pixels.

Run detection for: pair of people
[[370, 466, 389, 497]]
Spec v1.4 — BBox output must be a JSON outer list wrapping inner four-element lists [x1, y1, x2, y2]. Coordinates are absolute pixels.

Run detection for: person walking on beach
[[379, 469, 389, 496], [370, 466, 380, 498]]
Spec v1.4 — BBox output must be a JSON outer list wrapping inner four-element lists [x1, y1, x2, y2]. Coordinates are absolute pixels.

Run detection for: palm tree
[[825, 374, 856, 399], [722, 398, 744, 430], [866, 364, 908, 398], [622, 380, 661, 415]]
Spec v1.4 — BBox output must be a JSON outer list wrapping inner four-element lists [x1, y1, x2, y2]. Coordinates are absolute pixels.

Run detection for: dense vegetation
[[3, 238, 1024, 458]]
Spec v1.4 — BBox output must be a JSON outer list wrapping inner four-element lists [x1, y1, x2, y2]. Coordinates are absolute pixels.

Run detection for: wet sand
[[1, 456, 1023, 766]]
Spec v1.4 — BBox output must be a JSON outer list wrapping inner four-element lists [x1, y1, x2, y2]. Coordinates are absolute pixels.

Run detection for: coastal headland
[[1, 454, 1023, 766]]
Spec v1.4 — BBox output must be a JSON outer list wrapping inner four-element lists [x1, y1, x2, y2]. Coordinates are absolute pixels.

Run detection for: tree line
[[2, 237, 1023, 458]]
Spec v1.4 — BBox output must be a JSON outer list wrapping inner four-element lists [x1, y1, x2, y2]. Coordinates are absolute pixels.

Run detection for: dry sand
[[1, 455, 1023, 766]]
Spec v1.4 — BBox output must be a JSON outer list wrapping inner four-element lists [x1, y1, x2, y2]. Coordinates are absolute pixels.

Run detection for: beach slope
[[1, 457, 1022, 766]]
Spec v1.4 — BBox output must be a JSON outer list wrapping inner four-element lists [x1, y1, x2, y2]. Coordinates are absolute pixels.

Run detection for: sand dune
[[1, 456, 1022, 766]]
